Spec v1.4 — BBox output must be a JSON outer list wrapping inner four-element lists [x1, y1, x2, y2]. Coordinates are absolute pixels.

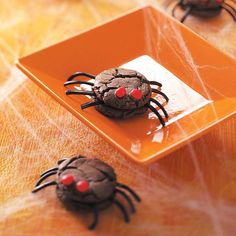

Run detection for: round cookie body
[[93, 68, 151, 118], [56, 158, 117, 206]]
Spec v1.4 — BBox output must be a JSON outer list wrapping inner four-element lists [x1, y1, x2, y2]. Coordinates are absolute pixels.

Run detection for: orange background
[[0, 0, 236, 235]]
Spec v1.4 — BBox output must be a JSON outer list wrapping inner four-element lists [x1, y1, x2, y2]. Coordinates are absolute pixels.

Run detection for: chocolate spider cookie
[[172, 0, 236, 22], [94, 68, 151, 119], [64, 68, 169, 126], [32, 156, 141, 230]]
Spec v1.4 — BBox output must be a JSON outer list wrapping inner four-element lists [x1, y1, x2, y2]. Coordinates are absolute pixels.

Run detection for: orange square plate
[[16, 6, 236, 164]]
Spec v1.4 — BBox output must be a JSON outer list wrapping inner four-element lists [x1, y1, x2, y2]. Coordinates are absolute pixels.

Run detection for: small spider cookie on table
[[32, 156, 141, 230], [64, 68, 169, 126]]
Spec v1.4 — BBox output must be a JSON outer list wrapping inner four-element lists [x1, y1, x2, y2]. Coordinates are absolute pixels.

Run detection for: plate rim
[[16, 5, 236, 164]]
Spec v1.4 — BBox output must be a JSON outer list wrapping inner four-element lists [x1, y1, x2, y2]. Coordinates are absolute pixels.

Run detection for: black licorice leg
[[61, 156, 81, 170], [40, 167, 58, 177], [150, 98, 169, 119], [58, 156, 85, 166], [57, 158, 67, 165], [116, 183, 141, 202], [149, 81, 162, 87], [61, 155, 86, 169], [114, 199, 130, 223], [35, 171, 57, 187], [81, 100, 102, 110], [180, 6, 192, 23], [146, 104, 166, 127], [116, 189, 136, 213], [64, 166, 77, 171], [32, 181, 57, 193], [152, 89, 169, 102], [65, 90, 96, 96], [64, 80, 94, 87], [172, 1, 182, 18], [224, 2, 236, 14], [88, 206, 99, 230], [222, 5, 236, 21], [222, 4, 236, 20], [67, 72, 95, 81]]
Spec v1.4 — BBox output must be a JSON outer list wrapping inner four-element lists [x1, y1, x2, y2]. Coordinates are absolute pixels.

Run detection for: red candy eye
[[76, 180, 89, 192], [130, 89, 142, 100], [115, 87, 126, 98], [60, 174, 74, 186]]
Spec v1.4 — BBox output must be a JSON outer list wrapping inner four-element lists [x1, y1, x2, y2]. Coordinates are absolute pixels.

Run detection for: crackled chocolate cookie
[[94, 68, 151, 119], [32, 156, 141, 230], [64, 68, 169, 126]]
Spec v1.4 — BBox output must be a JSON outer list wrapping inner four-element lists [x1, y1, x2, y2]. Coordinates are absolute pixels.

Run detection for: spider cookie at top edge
[[64, 68, 169, 126], [171, 0, 236, 22]]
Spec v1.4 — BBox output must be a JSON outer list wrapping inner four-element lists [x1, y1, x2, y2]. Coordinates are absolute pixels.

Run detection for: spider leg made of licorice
[[58, 155, 86, 166], [32, 181, 57, 193], [39, 158, 79, 179], [81, 100, 103, 110], [64, 80, 94, 87], [88, 206, 99, 230], [224, 1, 236, 13], [150, 98, 169, 119], [57, 158, 67, 165], [40, 158, 76, 177], [222, 3, 236, 21], [146, 104, 166, 127], [116, 183, 141, 202], [180, 6, 192, 22], [113, 199, 130, 223], [40, 167, 58, 177], [60, 156, 82, 171], [65, 90, 96, 96], [172, 0, 183, 18], [222, 5, 236, 21], [35, 171, 58, 187], [116, 189, 136, 213], [67, 72, 96, 81], [152, 89, 169, 102], [149, 81, 162, 87]]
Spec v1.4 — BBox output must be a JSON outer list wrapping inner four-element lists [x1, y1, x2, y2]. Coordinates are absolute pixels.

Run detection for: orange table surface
[[0, 1, 236, 236]]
